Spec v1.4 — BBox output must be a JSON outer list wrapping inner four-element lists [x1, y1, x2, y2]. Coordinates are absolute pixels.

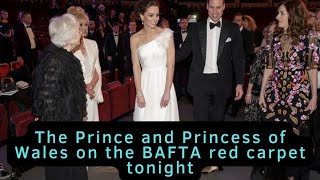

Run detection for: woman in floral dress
[[258, 0, 319, 179], [244, 22, 276, 122]]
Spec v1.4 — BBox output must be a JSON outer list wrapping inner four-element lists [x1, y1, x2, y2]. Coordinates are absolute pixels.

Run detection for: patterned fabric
[[155, 28, 173, 49], [245, 95, 261, 121], [261, 30, 319, 135], [244, 48, 268, 121], [32, 44, 87, 122]]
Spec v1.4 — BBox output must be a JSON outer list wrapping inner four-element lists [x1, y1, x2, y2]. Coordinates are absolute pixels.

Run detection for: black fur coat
[[32, 43, 87, 121]]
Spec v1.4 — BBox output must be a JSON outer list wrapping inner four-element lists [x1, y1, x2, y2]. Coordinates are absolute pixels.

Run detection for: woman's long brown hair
[[276, 0, 312, 44]]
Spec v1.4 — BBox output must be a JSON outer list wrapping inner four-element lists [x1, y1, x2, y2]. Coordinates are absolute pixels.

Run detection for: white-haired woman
[[68, 7, 103, 122], [32, 13, 88, 180]]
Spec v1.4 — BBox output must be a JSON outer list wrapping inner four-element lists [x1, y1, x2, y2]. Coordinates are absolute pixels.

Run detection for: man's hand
[[234, 84, 243, 101]]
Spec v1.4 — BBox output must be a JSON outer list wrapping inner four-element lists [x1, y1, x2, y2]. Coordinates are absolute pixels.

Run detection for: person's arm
[[258, 68, 273, 108], [130, 34, 145, 108], [246, 50, 264, 104], [90, 70, 99, 87], [231, 24, 245, 100], [161, 33, 175, 108], [104, 35, 112, 61], [32, 57, 63, 121], [175, 25, 193, 63], [92, 41, 103, 102], [307, 69, 318, 110], [305, 34, 319, 113], [86, 69, 99, 99], [246, 50, 262, 97]]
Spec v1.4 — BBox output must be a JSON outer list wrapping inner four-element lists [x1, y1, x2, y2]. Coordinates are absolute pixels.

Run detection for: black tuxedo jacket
[[241, 28, 254, 61], [174, 30, 192, 65], [176, 19, 245, 98], [87, 30, 99, 41], [104, 33, 124, 63], [14, 22, 37, 58], [174, 31, 183, 50], [123, 32, 132, 62]]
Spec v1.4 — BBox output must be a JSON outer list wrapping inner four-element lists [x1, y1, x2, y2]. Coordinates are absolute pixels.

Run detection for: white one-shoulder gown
[[133, 28, 180, 121]]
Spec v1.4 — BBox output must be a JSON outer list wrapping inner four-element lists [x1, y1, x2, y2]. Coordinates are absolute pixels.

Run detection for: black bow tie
[[114, 34, 118, 36], [182, 30, 187, 33], [26, 25, 31, 28], [210, 21, 221, 29]]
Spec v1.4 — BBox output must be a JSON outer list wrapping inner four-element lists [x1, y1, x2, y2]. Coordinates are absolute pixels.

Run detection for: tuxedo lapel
[[113, 36, 117, 48], [178, 33, 183, 43], [22, 26, 30, 42], [217, 20, 229, 60], [199, 20, 207, 62]]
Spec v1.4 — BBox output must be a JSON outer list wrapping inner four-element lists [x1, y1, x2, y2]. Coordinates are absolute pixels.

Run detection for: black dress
[[32, 44, 88, 180]]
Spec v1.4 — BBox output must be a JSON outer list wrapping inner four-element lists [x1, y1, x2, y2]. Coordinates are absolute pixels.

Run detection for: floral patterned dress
[[261, 31, 319, 135]]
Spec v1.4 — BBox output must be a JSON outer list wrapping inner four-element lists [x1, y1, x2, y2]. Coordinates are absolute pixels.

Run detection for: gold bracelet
[[136, 92, 144, 97]]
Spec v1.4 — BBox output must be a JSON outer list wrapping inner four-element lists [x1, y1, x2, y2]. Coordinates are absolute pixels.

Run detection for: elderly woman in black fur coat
[[32, 13, 87, 180]]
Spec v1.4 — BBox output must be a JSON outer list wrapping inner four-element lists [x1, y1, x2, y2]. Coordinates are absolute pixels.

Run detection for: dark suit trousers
[[45, 166, 88, 180], [24, 48, 38, 72], [192, 74, 227, 122], [108, 56, 125, 83]]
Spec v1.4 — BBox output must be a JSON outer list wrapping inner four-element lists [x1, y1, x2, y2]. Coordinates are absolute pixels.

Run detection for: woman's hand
[[245, 94, 252, 104], [258, 93, 266, 108], [305, 96, 317, 114], [136, 94, 146, 108], [160, 91, 170, 108], [86, 84, 95, 99]]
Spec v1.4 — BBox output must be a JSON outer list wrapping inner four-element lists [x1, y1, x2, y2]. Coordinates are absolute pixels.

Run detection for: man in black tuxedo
[[227, 13, 254, 117], [176, 0, 245, 122], [233, 13, 254, 73], [14, 12, 38, 72], [174, 18, 191, 100], [84, 0, 97, 21], [86, 20, 98, 41], [104, 22, 124, 82], [122, 21, 137, 77]]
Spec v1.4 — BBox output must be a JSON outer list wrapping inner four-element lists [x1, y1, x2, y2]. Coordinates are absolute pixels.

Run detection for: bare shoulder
[[130, 33, 140, 48], [131, 30, 145, 43]]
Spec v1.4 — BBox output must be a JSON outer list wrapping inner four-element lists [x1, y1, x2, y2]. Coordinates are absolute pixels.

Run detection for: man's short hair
[[234, 13, 244, 20], [112, 22, 120, 27]]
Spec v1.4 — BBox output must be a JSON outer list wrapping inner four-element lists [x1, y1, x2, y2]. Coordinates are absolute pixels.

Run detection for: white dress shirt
[[179, 29, 188, 48], [113, 33, 119, 47], [203, 17, 221, 74], [181, 29, 188, 42]]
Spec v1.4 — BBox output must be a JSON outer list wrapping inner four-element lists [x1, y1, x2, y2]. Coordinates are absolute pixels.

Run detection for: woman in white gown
[[68, 8, 103, 121], [131, 0, 179, 121]]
